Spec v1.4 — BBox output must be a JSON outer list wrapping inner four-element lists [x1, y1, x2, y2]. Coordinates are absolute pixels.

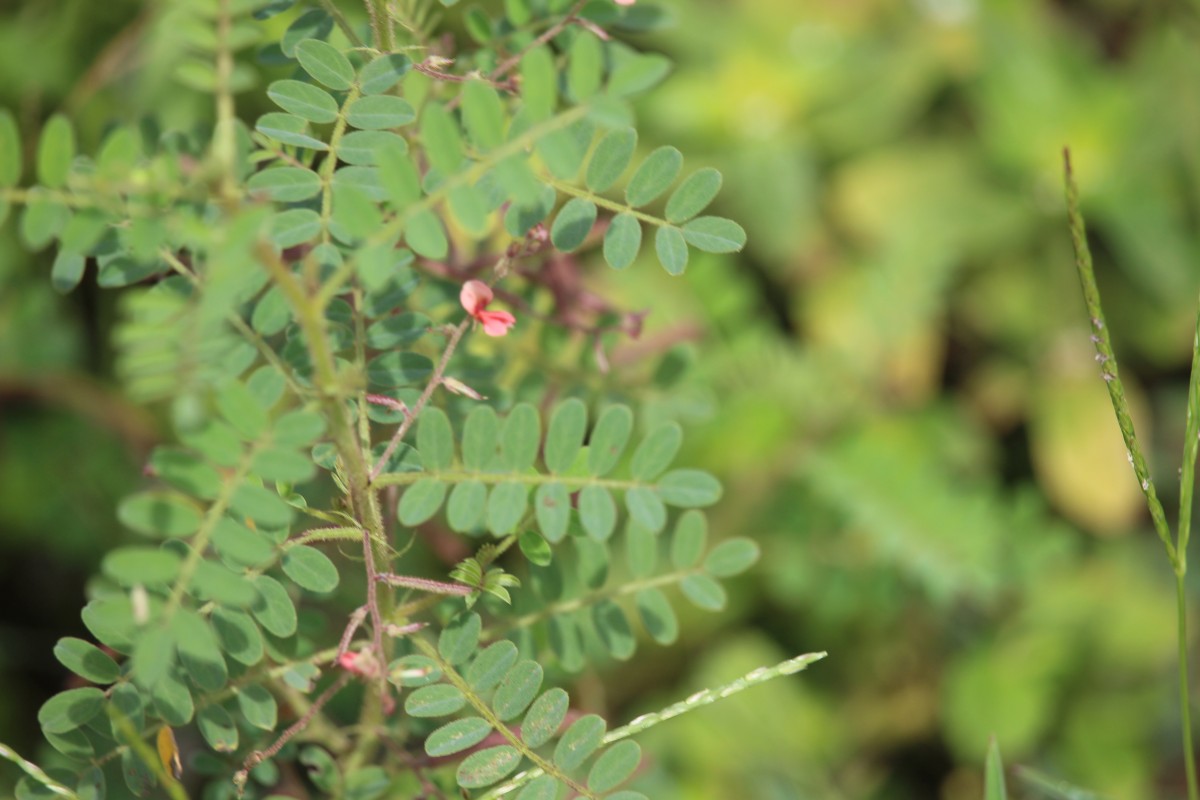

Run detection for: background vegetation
[[3, 0, 1199, 798]]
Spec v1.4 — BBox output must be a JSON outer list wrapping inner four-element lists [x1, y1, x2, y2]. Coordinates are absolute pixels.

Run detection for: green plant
[[0, 1, 823, 798]]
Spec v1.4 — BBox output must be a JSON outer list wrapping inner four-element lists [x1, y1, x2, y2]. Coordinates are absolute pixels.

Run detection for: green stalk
[[1063, 149, 1197, 799]]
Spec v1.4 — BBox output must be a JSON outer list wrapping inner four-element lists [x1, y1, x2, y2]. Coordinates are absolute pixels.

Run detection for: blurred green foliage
[[5, 0, 1200, 798]]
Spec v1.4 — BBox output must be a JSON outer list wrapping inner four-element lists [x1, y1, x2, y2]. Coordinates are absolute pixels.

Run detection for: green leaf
[[346, 95, 417, 130], [378, 147, 422, 208], [592, 599, 636, 660], [986, 738, 1007, 800], [282, 545, 340, 592], [681, 573, 726, 611], [230, 483, 295, 527], [211, 517, 276, 569], [366, 311, 428, 349], [281, 10, 333, 56], [20, 194, 69, 251], [299, 745, 339, 793], [132, 626, 175, 689], [426, 717, 493, 757], [345, 767, 389, 800], [439, 612, 482, 665], [267, 79, 338, 123], [519, 530, 552, 567], [405, 684, 467, 717], [625, 487, 666, 533], [682, 216, 746, 253], [191, 559, 258, 607], [587, 128, 636, 192], [197, 704, 239, 752], [521, 687, 569, 748], [76, 766, 105, 800], [211, 608, 264, 666], [549, 615, 584, 672], [501, 403, 540, 472], [550, 198, 597, 252], [492, 660, 543, 721], [704, 538, 760, 577], [455, 746, 521, 791], [588, 740, 642, 793], [275, 410, 326, 448], [150, 448, 221, 499], [367, 351, 434, 387], [607, 52, 671, 97], [589, 405, 633, 475], [51, 251, 86, 293], [516, 776, 559, 800], [666, 168, 722, 223], [655, 225, 688, 275], [466, 640, 519, 692], [120, 747, 155, 797], [174, 609, 228, 691], [255, 112, 328, 150], [102, 547, 182, 586], [487, 483, 529, 535], [537, 118, 594, 181], [636, 588, 678, 644], [579, 485, 617, 541], [331, 183, 383, 241], [0, 109, 20, 186], [421, 103, 464, 173], [251, 575, 297, 637], [625, 519, 658, 578], [448, 481, 487, 532], [656, 469, 722, 507], [626, 146, 682, 208], [463, 406, 499, 469], [544, 398, 587, 474], [568, 31, 604, 102], [554, 714, 606, 771], [39, 688, 105, 734], [238, 684, 278, 730], [82, 597, 141, 654], [416, 407, 454, 470], [450, 184, 489, 235], [118, 489, 202, 537], [339, 130, 407, 165], [42, 727, 93, 763], [603, 212, 641, 270], [398, 479, 448, 526], [462, 81, 506, 151], [249, 446, 317, 483], [37, 114, 75, 189], [359, 53, 411, 94], [631, 422, 682, 481], [405, 208, 448, 259], [270, 208, 322, 247], [295, 39, 354, 90], [152, 669, 195, 726], [520, 46, 556, 120], [535, 482, 571, 543], [671, 510, 707, 569], [54, 638, 120, 684]]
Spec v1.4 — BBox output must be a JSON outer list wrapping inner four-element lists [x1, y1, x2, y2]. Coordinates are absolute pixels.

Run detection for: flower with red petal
[[460, 280, 516, 337]]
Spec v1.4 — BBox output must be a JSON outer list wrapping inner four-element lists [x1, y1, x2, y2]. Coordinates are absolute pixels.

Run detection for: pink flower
[[615, 0, 635, 4], [337, 649, 380, 679], [460, 280, 516, 337]]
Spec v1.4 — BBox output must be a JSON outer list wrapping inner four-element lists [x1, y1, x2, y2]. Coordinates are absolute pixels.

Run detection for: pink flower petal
[[478, 309, 516, 337], [460, 280, 493, 315]]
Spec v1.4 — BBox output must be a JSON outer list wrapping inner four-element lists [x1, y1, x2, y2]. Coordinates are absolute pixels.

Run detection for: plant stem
[[1064, 148, 1198, 799], [1181, 571, 1199, 800]]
